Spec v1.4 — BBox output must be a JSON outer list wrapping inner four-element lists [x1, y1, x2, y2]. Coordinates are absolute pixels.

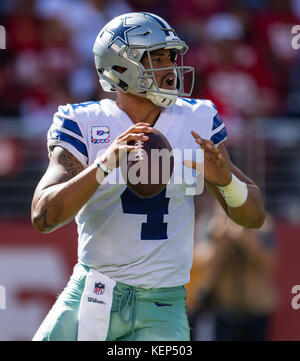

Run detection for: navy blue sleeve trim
[[55, 116, 83, 137], [49, 129, 88, 157], [212, 113, 223, 130], [211, 127, 228, 145]]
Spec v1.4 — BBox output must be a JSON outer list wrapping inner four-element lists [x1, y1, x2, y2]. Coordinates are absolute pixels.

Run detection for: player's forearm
[[31, 164, 100, 233], [226, 184, 266, 228], [206, 180, 266, 229]]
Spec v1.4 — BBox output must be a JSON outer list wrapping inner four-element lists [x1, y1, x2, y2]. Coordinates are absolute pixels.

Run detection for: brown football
[[122, 128, 174, 198]]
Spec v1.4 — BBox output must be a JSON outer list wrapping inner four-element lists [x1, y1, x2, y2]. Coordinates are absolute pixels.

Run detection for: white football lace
[[135, 140, 144, 161]]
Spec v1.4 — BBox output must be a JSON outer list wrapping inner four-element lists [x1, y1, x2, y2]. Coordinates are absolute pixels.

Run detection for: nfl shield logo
[[94, 282, 105, 295]]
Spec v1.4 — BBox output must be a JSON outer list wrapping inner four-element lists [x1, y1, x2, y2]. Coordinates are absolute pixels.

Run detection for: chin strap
[[146, 88, 178, 107]]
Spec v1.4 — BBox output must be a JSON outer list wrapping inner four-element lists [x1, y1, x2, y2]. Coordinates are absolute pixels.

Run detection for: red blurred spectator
[[252, 0, 300, 94], [35, 0, 133, 64], [4, 0, 43, 54], [188, 13, 281, 141], [169, 0, 231, 22], [0, 137, 23, 178], [128, 0, 169, 20], [167, 0, 232, 44], [39, 18, 76, 76]]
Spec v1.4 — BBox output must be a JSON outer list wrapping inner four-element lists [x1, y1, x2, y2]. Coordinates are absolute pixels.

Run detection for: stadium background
[[0, 0, 300, 341]]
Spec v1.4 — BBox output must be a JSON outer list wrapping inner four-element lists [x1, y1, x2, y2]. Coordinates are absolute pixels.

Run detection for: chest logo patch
[[91, 126, 110, 144]]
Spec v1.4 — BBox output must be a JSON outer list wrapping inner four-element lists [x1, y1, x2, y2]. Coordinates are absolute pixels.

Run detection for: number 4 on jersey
[[121, 187, 169, 240]]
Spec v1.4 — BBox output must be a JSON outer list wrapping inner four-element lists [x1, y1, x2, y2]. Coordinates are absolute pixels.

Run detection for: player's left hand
[[184, 130, 231, 186]]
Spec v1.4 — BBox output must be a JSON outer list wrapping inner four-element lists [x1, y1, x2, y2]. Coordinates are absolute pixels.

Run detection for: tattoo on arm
[[57, 148, 83, 176], [31, 147, 85, 231], [50, 146, 84, 184]]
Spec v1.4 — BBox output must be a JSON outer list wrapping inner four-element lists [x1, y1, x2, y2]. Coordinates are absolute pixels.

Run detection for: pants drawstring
[[117, 289, 137, 340]]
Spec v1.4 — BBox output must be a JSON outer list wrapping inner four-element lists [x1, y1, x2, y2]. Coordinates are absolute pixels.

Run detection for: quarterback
[[31, 12, 265, 341]]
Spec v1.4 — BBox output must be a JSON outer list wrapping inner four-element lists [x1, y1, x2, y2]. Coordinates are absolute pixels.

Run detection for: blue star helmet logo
[[103, 17, 141, 49]]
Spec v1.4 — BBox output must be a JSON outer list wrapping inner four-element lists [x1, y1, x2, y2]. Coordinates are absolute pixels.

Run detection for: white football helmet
[[93, 12, 194, 107]]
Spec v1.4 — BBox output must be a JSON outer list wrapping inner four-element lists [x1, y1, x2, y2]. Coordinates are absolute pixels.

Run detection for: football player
[[31, 12, 265, 341]]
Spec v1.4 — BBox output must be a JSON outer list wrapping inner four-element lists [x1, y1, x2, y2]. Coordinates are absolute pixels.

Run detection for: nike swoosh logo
[[154, 302, 172, 307]]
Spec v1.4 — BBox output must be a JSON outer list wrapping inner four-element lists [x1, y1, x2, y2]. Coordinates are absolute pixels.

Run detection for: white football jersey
[[47, 98, 227, 288]]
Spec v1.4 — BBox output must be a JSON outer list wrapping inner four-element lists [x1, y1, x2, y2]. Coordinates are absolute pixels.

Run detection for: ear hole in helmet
[[112, 65, 127, 74]]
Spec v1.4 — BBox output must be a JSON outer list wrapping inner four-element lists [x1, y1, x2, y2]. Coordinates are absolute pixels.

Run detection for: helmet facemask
[[135, 44, 194, 107]]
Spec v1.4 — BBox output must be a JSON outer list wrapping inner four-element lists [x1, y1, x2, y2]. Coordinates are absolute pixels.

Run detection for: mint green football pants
[[32, 263, 190, 341]]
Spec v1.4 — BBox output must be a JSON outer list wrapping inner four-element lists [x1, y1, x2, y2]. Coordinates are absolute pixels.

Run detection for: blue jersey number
[[121, 187, 169, 240]]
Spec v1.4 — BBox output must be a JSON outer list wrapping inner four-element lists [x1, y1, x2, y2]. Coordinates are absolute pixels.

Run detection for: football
[[122, 128, 174, 198]]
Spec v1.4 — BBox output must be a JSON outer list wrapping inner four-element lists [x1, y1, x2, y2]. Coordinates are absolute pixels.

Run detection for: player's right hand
[[97, 122, 153, 170]]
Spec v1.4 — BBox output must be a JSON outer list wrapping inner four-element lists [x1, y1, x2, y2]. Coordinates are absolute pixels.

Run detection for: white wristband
[[217, 173, 248, 208], [95, 160, 112, 177], [94, 158, 113, 185]]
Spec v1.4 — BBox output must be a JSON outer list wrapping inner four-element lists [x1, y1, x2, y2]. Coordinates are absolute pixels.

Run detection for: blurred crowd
[[187, 196, 278, 340], [1, 0, 300, 137], [0, 0, 133, 136]]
